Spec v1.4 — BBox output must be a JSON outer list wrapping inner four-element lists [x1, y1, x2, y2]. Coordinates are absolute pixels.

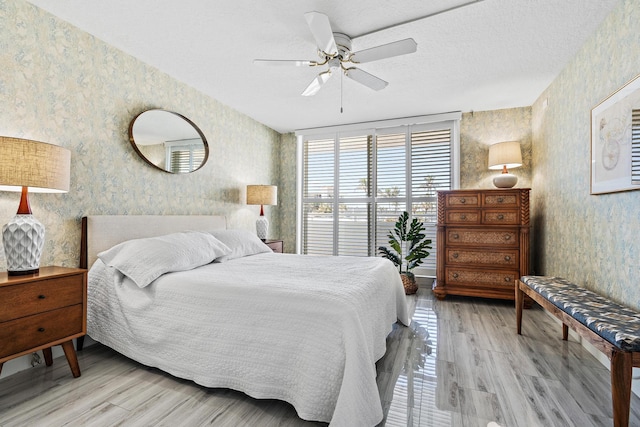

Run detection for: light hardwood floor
[[1, 286, 639, 426]]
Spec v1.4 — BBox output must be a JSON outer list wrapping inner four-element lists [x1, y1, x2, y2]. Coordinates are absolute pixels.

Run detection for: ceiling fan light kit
[[254, 11, 417, 97]]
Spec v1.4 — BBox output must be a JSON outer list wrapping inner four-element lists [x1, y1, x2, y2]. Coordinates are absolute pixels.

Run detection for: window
[[632, 109, 640, 185], [297, 113, 460, 277], [166, 140, 206, 173]]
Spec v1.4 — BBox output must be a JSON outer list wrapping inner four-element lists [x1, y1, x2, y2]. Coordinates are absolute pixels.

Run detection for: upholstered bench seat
[[516, 275, 640, 427], [520, 275, 640, 352]]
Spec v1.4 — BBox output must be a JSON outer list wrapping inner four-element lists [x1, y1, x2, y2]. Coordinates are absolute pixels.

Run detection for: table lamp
[[0, 137, 71, 275], [246, 185, 277, 240], [488, 141, 522, 188]]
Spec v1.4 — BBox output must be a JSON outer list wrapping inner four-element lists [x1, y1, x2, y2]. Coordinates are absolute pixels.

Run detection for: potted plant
[[378, 211, 432, 295]]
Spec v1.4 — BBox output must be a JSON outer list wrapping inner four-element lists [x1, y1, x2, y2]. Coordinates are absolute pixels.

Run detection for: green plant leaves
[[378, 210, 432, 274]]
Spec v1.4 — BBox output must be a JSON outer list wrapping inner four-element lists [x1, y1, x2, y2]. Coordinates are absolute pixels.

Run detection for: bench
[[516, 276, 640, 427]]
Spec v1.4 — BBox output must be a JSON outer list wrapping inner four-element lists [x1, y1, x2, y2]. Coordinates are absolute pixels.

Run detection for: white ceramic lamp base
[[493, 173, 518, 188], [2, 214, 45, 275], [256, 215, 269, 241]]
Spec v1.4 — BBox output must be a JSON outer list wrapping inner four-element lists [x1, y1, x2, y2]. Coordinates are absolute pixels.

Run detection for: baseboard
[[543, 310, 640, 398], [0, 336, 96, 380], [417, 276, 434, 287]]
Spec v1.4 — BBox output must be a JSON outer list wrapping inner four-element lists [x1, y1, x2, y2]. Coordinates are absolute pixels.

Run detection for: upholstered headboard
[[81, 215, 227, 269]]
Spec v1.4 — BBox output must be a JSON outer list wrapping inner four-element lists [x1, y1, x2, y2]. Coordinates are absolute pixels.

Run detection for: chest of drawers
[[434, 189, 530, 301], [0, 267, 87, 378]]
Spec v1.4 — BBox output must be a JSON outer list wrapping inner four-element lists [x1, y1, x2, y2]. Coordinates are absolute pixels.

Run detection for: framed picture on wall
[[591, 73, 640, 194]]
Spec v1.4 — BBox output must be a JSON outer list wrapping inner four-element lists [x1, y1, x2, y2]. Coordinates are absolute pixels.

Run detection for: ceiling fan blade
[[254, 59, 315, 67], [304, 11, 337, 55], [350, 38, 417, 64], [344, 68, 388, 91], [301, 70, 333, 96]]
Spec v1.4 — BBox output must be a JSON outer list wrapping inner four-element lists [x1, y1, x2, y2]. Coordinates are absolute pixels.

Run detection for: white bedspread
[[88, 253, 409, 426]]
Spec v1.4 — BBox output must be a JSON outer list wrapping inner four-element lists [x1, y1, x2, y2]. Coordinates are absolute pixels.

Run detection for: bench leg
[[516, 280, 524, 335], [562, 324, 569, 341], [611, 349, 632, 427]]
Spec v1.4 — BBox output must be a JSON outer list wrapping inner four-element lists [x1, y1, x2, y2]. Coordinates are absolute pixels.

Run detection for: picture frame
[[591, 73, 640, 194]]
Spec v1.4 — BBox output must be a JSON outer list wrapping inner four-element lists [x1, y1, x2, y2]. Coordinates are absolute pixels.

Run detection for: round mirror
[[129, 109, 209, 173]]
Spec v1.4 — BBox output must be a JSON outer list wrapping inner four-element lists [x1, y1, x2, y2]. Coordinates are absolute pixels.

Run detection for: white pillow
[[209, 229, 272, 262], [98, 231, 231, 288]]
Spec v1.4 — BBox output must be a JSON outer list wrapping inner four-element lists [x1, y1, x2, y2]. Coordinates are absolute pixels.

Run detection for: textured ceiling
[[26, 0, 619, 133]]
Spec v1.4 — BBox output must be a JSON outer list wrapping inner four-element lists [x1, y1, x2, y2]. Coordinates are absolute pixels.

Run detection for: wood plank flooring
[[1, 286, 639, 426]]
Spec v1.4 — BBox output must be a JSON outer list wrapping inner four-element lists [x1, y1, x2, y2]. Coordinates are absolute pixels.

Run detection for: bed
[[81, 215, 410, 426]]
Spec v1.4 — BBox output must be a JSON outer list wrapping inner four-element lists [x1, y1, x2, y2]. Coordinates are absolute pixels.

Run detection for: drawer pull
[[460, 214, 467, 220], [504, 256, 511, 261], [504, 235, 511, 240], [460, 198, 466, 204], [38, 294, 46, 299], [497, 214, 504, 220], [497, 197, 504, 203], [38, 327, 45, 332], [452, 234, 459, 239], [452, 253, 459, 259], [453, 273, 459, 279], [504, 277, 512, 282]]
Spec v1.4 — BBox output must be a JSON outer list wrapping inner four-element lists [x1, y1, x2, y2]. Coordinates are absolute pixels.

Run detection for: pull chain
[[340, 70, 344, 113]]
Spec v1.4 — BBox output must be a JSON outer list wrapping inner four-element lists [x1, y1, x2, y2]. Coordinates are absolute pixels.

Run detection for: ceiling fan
[[254, 12, 417, 96]]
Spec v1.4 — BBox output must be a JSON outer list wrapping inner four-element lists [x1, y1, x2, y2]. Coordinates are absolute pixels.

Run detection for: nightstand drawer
[[264, 240, 284, 253], [0, 304, 83, 359], [446, 248, 519, 266], [0, 275, 84, 322]]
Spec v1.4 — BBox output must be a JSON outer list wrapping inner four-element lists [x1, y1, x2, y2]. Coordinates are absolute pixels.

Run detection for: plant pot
[[401, 273, 418, 295]]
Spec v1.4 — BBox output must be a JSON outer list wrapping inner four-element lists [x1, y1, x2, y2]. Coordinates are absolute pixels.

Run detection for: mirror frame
[[128, 109, 210, 174]]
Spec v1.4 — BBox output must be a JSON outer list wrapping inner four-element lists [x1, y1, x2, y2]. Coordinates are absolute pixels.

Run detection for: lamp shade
[[488, 141, 522, 170], [246, 185, 277, 206], [0, 137, 71, 192]]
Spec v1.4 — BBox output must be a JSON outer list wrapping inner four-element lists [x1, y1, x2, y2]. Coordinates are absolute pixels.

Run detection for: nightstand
[[0, 266, 87, 378], [264, 239, 284, 253]]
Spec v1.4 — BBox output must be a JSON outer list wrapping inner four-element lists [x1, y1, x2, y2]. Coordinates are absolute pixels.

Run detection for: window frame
[[296, 113, 461, 277]]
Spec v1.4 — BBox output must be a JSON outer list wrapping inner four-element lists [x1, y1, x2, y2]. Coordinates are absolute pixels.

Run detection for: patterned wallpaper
[[277, 132, 298, 253], [460, 107, 532, 190], [531, 0, 640, 306], [0, 0, 281, 269]]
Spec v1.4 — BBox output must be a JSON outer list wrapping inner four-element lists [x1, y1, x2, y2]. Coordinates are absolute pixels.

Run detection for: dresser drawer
[[445, 193, 479, 207], [446, 248, 519, 266], [482, 210, 519, 225], [446, 228, 519, 247], [482, 193, 520, 207], [446, 268, 519, 288], [0, 275, 84, 322], [0, 305, 83, 359], [446, 210, 481, 224]]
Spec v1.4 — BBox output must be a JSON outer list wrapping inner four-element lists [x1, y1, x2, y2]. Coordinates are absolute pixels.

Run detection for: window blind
[[299, 116, 459, 277], [632, 109, 640, 185], [168, 144, 205, 173]]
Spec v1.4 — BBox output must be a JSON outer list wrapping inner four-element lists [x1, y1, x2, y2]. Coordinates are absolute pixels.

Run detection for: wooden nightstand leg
[[43, 347, 53, 366], [61, 340, 81, 378]]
